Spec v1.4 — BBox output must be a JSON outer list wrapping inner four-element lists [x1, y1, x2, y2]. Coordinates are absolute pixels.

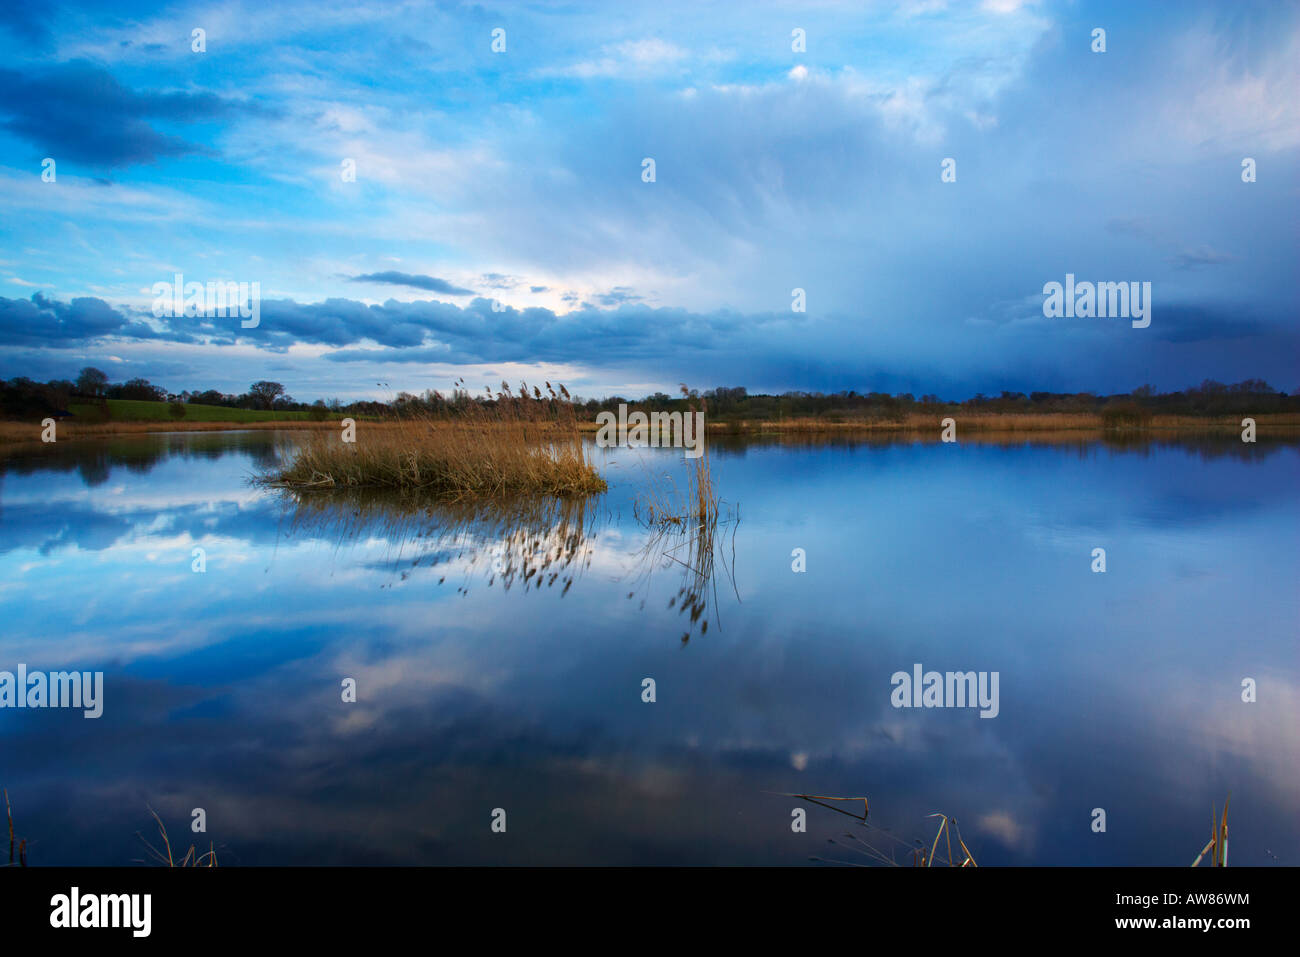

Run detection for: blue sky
[[1, 0, 1296, 402]]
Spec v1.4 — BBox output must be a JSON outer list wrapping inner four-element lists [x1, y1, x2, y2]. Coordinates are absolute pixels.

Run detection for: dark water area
[[0, 430, 1296, 865]]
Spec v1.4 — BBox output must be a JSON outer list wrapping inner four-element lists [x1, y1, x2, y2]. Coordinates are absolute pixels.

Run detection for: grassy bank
[[267, 382, 607, 496], [68, 398, 321, 423]]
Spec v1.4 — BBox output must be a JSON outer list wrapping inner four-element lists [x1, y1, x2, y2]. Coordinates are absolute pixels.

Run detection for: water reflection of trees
[[274, 488, 607, 598], [0, 431, 282, 485], [3, 429, 1288, 487], [707, 431, 1299, 462]]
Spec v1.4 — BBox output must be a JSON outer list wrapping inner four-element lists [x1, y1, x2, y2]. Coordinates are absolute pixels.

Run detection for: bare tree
[[76, 367, 109, 396], [248, 381, 287, 410]]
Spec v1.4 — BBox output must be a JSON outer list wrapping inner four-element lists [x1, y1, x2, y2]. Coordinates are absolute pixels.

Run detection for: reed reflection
[[273, 480, 743, 644], [624, 504, 740, 644], [274, 488, 609, 598]]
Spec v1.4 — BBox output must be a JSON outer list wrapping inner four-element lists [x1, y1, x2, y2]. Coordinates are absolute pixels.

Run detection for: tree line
[[372, 379, 1299, 422], [0, 368, 331, 419], [1, 368, 1295, 422]]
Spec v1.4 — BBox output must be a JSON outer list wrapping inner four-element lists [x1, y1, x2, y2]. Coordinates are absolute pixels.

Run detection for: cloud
[[0, 61, 263, 167], [1169, 246, 1236, 270], [976, 810, 1026, 849], [5, 288, 1298, 401], [0, 2, 1296, 401], [1147, 304, 1267, 344], [478, 274, 518, 291], [981, 0, 1039, 13], [349, 272, 474, 296], [594, 287, 643, 306], [1106, 217, 1159, 242], [0, 293, 173, 348], [538, 38, 689, 80]]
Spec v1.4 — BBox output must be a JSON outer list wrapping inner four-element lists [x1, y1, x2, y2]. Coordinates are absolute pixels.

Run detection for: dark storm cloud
[[349, 272, 475, 295], [0, 292, 177, 347], [1, 291, 761, 361], [0, 61, 261, 166], [298, 299, 755, 364], [1148, 304, 1269, 344], [5, 289, 1296, 400]]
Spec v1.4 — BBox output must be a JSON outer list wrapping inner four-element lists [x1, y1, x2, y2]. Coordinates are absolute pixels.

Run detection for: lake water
[[1, 430, 1296, 865]]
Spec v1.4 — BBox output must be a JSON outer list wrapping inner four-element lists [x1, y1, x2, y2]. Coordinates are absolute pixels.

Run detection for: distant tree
[[1232, 378, 1272, 395], [115, 378, 167, 401], [308, 399, 329, 421], [76, 367, 109, 396], [39, 379, 74, 411], [168, 400, 187, 420], [248, 381, 286, 410]]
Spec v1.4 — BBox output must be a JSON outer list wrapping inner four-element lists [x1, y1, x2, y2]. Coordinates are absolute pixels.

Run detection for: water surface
[[0, 430, 1295, 865]]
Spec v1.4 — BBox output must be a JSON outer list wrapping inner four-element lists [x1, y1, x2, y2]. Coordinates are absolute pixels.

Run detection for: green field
[[69, 399, 319, 423]]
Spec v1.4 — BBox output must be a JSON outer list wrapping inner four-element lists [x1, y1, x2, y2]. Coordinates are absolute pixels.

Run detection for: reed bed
[[267, 381, 606, 497]]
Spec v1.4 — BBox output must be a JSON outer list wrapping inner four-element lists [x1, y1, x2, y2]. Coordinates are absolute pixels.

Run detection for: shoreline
[[579, 411, 1300, 435], [3, 411, 1298, 445], [0, 418, 342, 445]]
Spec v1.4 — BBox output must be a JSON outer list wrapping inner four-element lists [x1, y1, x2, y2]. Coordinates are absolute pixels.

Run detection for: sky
[[0, 0, 1296, 403]]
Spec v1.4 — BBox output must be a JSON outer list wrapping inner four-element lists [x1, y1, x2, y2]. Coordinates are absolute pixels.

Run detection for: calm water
[[1, 430, 1296, 865]]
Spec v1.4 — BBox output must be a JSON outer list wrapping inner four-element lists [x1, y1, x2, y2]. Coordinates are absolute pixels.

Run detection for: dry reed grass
[[798, 791, 1236, 866], [135, 807, 217, 867], [4, 789, 25, 867], [778, 791, 978, 867], [631, 388, 718, 525], [1191, 796, 1230, 867], [267, 380, 606, 496], [630, 498, 739, 643]]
